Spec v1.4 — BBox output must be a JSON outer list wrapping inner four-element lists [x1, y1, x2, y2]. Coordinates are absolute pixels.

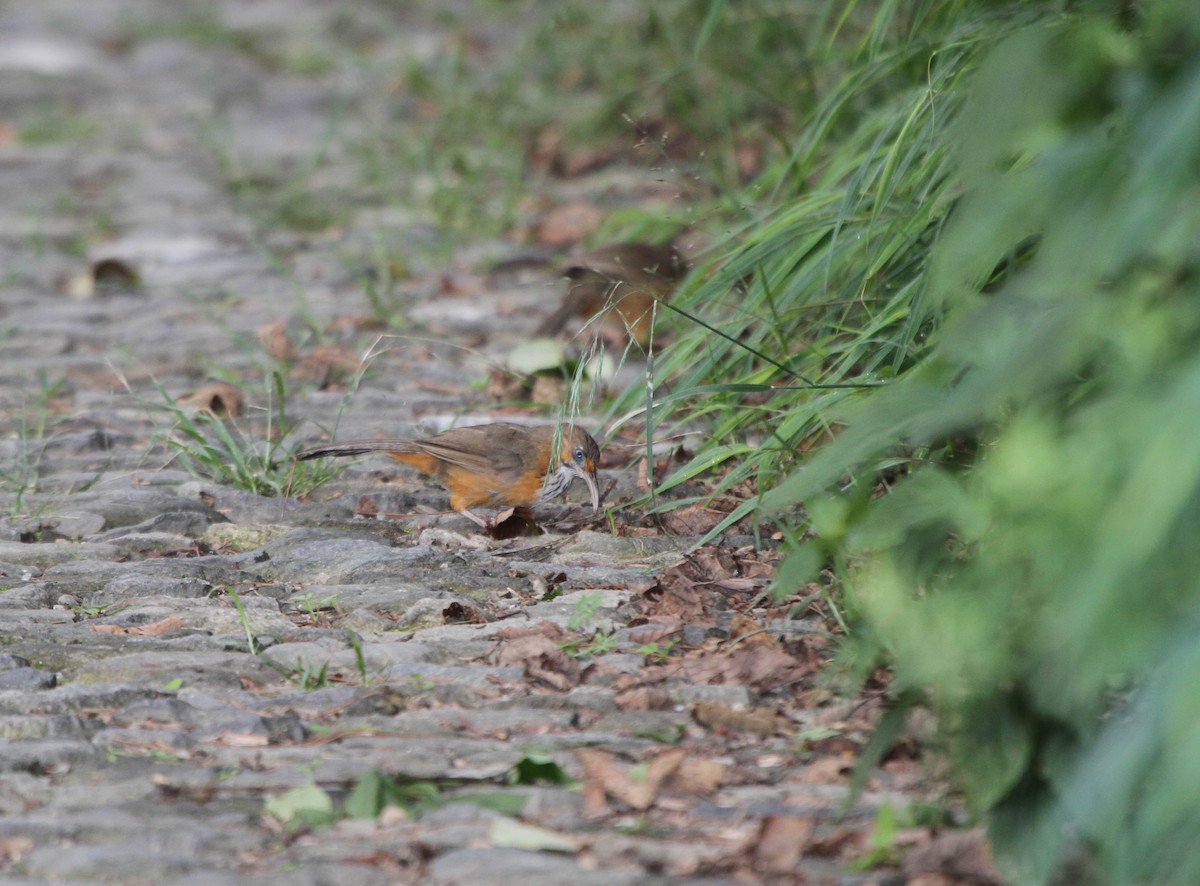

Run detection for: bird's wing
[[414, 424, 547, 480]]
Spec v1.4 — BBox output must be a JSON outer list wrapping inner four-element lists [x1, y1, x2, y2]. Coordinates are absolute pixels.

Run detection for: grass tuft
[[149, 371, 340, 498]]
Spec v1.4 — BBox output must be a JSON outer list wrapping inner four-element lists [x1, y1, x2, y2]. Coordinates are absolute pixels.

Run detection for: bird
[[536, 241, 688, 346], [296, 422, 602, 529]]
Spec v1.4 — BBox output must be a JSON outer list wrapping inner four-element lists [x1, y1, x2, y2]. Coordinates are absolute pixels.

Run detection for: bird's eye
[[573, 446, 585, 461]]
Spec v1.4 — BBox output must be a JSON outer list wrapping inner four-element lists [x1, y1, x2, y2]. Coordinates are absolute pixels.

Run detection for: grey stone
[[42, 509, 107, 539], [0, 738, 101, 771], [22, 844, 212, 884], [0, 653, 30, 671], [427, 847, 644, 886], [0, 539, 121, 571], [93, 510, 212, 540], [0, 713, 85, 740], [43, 556, 240, 596], [95, 572, 215, 601], [0, 667, 57, 691], [252, 536, 437, 584], [668, 684, 754, 708]]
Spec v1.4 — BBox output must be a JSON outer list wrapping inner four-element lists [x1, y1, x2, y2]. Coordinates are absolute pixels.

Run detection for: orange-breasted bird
[[536, 241, 688, 346], [297, 422, 601, 529]]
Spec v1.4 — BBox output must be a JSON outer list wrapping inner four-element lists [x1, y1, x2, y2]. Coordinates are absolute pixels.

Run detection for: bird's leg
[[458, 508, 491, 529]]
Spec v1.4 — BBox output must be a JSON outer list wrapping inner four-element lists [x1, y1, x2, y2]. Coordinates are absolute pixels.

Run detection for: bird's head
[[541, 426, 601, 511]]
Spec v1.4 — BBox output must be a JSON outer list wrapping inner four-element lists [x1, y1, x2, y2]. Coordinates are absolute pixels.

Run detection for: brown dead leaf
[[486, 368, 531, 402], [60, 258, 141, 299], [692, 700, 779, 737], [135, 615, 186, 635], [152, 772, 217, 803], [637, 544, 780, 623], [495, 627, 580, 691], [527, 123, 622, 177], [532, 201, 604, 248], [575, 746, 687, 813], [355, 496, 379, 518], [175, 382, 243, 418], [496, 620, 566, 642], [798, 754, 855, 784], [902, 828, 1004, 885], [90, 615, 186, 636], [257, 320, 295, 360], [736, 546, 780, 580], [660, 505, 727, 536], [442, 601, 486, 625], [0, 836, 35, 863], [627, 623, 680, 648], [643, 561, 710, 621], [436, 272, 486, 297], [755, 815, 815, 875], [299, 344, 362, 388], [613, 683, 673, 711], [672, 641, 808, 692], [489, 506, 541, 540], [735, 138, 766, 181], [209, 731, 272, 748], [728, 612, 776, 646], [530, 373, 567, 406], [669, 757, 727, 794], [92, 257, 141, 290], [805, 823, 869, 860], [636, 454, 655, 491]]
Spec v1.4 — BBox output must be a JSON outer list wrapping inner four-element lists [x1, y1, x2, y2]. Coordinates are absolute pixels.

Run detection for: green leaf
[[508, 754, 570, 786], [488, 818, 581, 853], [264, 783, 335, 829], [344, 770, 388, 819]]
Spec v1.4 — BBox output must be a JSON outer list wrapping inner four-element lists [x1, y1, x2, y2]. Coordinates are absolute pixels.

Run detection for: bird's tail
[[535, 302, 577, 336], [296, 439, 420, 461]]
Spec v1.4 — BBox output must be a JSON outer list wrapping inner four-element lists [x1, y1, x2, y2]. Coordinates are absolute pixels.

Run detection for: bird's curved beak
[[579, 464, 600, 512]]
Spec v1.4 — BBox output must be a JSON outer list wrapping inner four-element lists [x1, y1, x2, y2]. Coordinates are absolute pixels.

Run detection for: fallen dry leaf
[[495, 620, 567, 642], [755, 815, 815, 875], [531, 201, 604, 248], [798, 754, 855, 784], [575, 747, 687, 813], [488, 506, 541, 540], [530, 373, 567, 406], [669, 642, 808, 692], [670, 757, 727, 795], [692, 700, 779, 738], [660, 505, 727, 536], [442, 601, 486, 624], [90, 615, 186, 636], [486, 368, 531, 402], [0, 836, 35, 863], [208, 731, 272, 748], [612, 683, 673, 711], [642, 561, 709, 621], [902, 827, 1004, 885], [257, 320, 296, 360], [495, 622, 580, 690], [298, 343, 362, 388], [175, 382, 243, 418]]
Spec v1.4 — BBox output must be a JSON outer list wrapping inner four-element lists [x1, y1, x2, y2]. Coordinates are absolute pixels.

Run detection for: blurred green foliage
[[757, 1, 1200, 882]]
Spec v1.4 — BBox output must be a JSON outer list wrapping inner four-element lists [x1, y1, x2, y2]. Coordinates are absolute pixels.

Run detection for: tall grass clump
[[610, 0, 1046, 530], [151, 372, 340, 498], [744, 0, 1200, 881]]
